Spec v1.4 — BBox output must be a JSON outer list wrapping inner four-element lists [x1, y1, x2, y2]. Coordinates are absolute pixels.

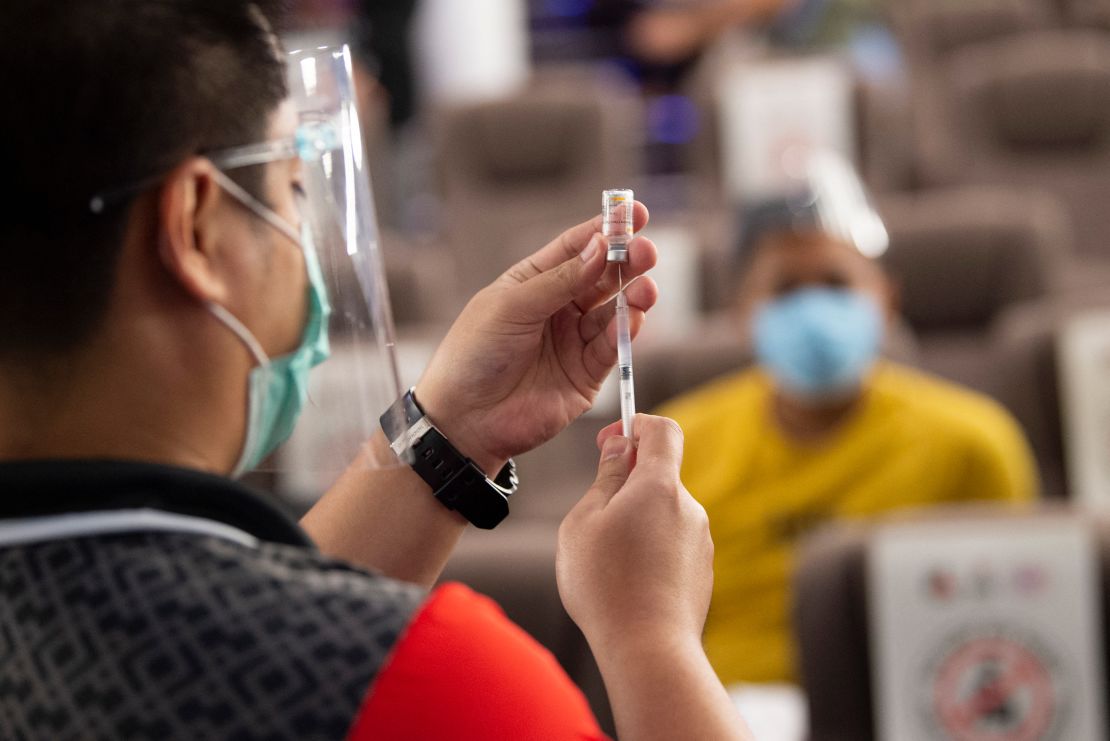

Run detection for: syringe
[[603, 188, 637, 439], [615, 267, 636, 438]]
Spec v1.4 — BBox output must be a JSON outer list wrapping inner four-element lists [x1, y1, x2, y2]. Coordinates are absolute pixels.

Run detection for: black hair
[[0, 0, 289, 359], [730, 194, 822, 280], [731, 193, 894, 280]]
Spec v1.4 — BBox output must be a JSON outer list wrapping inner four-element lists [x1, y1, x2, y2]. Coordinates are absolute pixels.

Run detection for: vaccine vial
[[602, 188, 634, 262]]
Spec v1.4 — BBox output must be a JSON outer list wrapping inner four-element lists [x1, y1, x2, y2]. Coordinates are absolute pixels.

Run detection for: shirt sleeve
[[347, 582, 610, 741], [960, 407, 1040, 505]]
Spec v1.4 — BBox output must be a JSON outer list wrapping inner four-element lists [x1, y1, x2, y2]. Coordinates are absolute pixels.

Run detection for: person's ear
[[881, 273, 902, 327], [156, 158, 231, 304], [732, 261, 771, 330]]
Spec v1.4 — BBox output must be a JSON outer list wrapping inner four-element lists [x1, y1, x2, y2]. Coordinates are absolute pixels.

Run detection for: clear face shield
[[87, 44, 407, 496], [779, 147, 890, 259], [213, 45, 408, 496], [273, 45, 409, 495]]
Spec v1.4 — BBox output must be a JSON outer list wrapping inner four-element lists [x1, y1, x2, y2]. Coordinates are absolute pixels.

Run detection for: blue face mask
[[207, 172, 332, 477], [753, 287, 882, 402]]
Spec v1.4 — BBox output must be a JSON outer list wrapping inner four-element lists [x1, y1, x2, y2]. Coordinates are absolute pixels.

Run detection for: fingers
[[579, 277, 658, 385], [585, 435, 634, 507], [596, 414, 679, 453], [578, 275, 659, 345], [570, 235, 659, 315], [504, 233, 610, 323], [626, 415, 685, 481], [596, 420, 626, 450], [595, 415, 685, 490], [500, 202, 651, 285], [581, 302, 646, 386]]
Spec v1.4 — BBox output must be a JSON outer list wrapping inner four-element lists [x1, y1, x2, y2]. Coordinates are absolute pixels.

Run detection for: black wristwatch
[[379, 389, 517, 529]]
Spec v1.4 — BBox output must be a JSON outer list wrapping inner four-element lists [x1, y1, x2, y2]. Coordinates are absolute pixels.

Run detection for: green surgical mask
[[208, 172, 332, 477]]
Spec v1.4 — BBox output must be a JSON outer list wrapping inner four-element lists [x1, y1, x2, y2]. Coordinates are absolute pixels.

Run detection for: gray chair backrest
[[878, 186, 1068, 333], [890, 0, 1054, 62], [1059, 0, 1110, 28], [913, 31, 1110, 260], [434, 68, 643, 296]]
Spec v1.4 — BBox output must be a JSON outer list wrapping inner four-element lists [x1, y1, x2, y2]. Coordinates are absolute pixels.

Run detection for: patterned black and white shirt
[[0, 460, 607, 741]]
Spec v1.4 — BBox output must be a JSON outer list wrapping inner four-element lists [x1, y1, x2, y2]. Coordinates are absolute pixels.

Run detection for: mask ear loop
[[211, 169, 302, 247], [204, 167, 308, 370], [210, 165, 333, 409], [207, 302, 270, 369], [206, 300, 272, 479]]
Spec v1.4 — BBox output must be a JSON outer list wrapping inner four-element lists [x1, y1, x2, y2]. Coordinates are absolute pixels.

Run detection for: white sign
[[414, 0, 530, 106], [869, 517, 1105, 741], [1058, 311, 1110, 509], [716, 55, 855, 203], [728, 683, 807, 741], [634, 224, 700, 343]]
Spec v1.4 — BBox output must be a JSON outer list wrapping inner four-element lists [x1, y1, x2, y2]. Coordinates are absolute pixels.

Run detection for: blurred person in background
[[656, 196, 1038, 690], [0, 1, 753, 738], [352, 0, 419, 129], [589, 0, 804, 91], [623, 0, 799, 66], [615, 0, 885, 62]]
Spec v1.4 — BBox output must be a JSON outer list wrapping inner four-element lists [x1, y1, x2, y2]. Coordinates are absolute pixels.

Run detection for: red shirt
[[350, 583, 610, 740]]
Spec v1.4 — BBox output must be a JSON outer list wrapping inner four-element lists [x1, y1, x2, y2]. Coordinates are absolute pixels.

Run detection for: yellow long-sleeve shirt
[[656, 362, 1038, 685]]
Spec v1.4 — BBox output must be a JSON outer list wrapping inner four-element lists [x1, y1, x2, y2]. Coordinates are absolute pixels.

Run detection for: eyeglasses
[[88, 120, 340, 215]]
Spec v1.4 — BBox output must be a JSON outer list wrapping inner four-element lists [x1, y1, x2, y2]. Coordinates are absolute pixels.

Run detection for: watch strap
[[380, 389, 514, 529], [380, 388, 426, 455]]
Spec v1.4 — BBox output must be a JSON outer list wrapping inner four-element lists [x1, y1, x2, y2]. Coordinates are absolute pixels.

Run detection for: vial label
[[603, 189, 634, 245]]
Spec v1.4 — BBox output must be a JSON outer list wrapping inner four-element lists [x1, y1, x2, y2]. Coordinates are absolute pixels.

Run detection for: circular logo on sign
[[925, 627, 1062, 741]]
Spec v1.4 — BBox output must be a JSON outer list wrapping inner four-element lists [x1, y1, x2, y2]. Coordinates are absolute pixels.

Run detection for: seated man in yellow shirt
[[656, 210, 1038, 688]]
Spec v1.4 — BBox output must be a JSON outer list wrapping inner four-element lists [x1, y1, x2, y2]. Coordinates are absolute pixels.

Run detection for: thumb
[[511, 234, 607, 322], [595, 419, 626, 451], [587, 435, 633, 505]]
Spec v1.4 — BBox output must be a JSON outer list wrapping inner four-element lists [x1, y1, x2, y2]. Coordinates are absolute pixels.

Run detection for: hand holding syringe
[[603, 189, 638, 438]]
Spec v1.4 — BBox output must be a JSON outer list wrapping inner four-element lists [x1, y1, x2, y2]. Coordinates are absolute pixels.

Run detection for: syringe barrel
[[615, 290, 633, 367], [620, 375, 636, 438], [615, 289, 636, 437]]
